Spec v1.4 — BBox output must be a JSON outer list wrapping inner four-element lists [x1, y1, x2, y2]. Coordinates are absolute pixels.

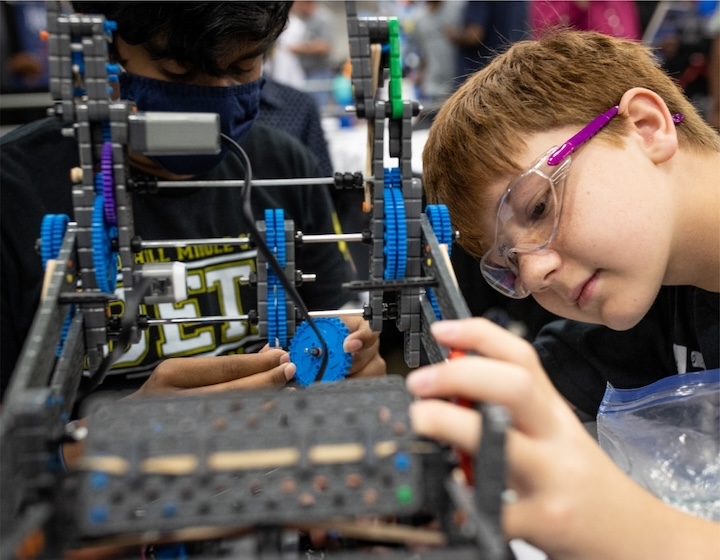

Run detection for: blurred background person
[[447, 0, 529, 88], [530, 0, 641, 40], [440, 0, 555, 341], [289, 0, 336, 109], [405, 0, 464, 120], [643, 0, 717, 127], [708, 2, 720, 129], [0, 0, 49, 93], [264, 8, 306, 90]]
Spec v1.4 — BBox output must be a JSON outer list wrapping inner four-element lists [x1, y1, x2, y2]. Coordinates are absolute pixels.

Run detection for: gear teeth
[[425, 204, 455, 319], [383, 167, 407, 280], [426, 204, 453, 253], [265, 208, 288, 348], [91, 195, 118, 293], [289, 318, 352, 387], [40, 213, 70, 269]]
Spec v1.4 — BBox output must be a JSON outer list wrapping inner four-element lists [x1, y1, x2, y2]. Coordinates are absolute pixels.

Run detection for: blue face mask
[[119, 73, 264, 176]]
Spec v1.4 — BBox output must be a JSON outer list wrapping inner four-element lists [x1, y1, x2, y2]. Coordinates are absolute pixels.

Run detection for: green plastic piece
[[388, 18, 403, 119], [396, 483, 413, 505]]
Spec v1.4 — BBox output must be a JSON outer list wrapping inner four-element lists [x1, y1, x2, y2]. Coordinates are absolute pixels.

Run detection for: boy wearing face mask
[[0, 2, 385, 406]]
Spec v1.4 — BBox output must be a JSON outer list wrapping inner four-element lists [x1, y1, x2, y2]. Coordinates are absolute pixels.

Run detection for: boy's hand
[[405, 318, 670, 558], [342, 316, 386, 379], [62, 350, 294, 471], [131, 348, 296, 397]]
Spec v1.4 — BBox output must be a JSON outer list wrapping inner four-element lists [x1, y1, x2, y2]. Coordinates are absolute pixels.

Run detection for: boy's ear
[[618, 88, 678, 164]]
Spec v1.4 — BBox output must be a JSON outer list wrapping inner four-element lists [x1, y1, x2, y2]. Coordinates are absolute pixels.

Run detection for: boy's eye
[[161, 69, 192, 81], [224, 58, 263, 80], [228, 64, 254, 76], [159, 60, 194, 79], [526, 189, 551, 222]]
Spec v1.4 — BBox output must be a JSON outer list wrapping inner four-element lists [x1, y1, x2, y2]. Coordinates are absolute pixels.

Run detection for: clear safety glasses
[[479, 148, 572, 298], [479, 105, 683, 299]]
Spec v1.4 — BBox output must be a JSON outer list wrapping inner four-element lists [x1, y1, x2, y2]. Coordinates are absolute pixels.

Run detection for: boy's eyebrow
[[143, 38, 270, 63], [232, 43, 272, 61]]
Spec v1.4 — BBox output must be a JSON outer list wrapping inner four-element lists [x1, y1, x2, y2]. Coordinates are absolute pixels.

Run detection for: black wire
[[221, 133, 329, 383], [82, 135, 331, 396], [79, 276, 152, 398]]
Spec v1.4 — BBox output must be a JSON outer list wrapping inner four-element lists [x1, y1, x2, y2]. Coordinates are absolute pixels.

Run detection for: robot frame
[[0, 2, 515, 559]]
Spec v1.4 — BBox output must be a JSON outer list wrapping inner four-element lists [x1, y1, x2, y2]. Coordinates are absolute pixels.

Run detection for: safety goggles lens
[[479, 151, 571, 298]]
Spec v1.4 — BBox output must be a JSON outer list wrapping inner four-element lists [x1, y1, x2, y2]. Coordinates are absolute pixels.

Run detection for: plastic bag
[[597, 369, 720, 521]]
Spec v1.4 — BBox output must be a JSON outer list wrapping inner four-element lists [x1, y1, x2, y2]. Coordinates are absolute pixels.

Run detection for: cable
[[79, 276, 151, 398], [82, 134, 333, 395], [221, 133, 330, 383]]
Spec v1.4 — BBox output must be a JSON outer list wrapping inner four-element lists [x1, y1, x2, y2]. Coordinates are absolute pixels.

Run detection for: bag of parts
[[597, 368, 720, 521]]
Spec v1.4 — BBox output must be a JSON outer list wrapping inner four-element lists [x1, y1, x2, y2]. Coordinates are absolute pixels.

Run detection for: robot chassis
[[0, 3, 514, 559]]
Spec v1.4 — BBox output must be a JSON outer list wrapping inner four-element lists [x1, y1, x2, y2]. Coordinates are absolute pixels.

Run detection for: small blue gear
[[426, 204, 453, 254], [40, 213, 70, 269], [289, 318, 352, 387], [91, 194, 118, 293], [265, 208, 288, 348], [40, 214, 75, 357], [425, 204, 455, 319], [426, 287, 442, 320], [39, 213, 75, 355]]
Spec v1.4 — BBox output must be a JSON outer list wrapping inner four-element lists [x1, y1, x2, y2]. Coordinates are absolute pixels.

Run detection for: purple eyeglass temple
[[547, 105, 684, 167]]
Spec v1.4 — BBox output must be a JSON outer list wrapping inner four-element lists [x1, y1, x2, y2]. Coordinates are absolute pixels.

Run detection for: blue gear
[[425, 204, 454, 319], [265, 208, 288, 348], [91, 195, 118, 294], [383, 167, 407, 280], [56, 304, 76, 358], [426, 204, 453, 254], [289, 318, 352, 387], [39, 213, 75, 355], [102, 121, 112, 142], [426, 288, 442, 320], [40, 213, 70, 269]]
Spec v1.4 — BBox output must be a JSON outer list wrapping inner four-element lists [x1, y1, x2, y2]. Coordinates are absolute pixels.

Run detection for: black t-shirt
[[534, 286, 719, 417], [1, 118, 355, 395]]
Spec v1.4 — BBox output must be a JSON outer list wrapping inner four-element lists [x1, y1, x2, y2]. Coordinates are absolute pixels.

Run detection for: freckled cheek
[[557, 190, 616, 255], [476, 203, 501, 241]]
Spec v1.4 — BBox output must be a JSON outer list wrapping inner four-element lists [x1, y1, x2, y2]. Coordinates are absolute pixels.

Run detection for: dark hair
[[71, 2, 293, 76]]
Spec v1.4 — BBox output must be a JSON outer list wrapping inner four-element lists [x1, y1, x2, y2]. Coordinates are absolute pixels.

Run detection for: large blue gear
[[265, 208, 288, 348], [289, 318, 352, 387], [383, 167, 407, 280]]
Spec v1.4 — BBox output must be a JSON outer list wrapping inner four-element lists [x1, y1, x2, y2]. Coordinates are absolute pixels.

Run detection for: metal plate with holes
[[77, 376, 439, 535]]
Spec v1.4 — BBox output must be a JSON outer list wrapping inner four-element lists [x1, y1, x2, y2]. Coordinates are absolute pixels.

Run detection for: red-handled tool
[[447, 348, 475, 485]]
